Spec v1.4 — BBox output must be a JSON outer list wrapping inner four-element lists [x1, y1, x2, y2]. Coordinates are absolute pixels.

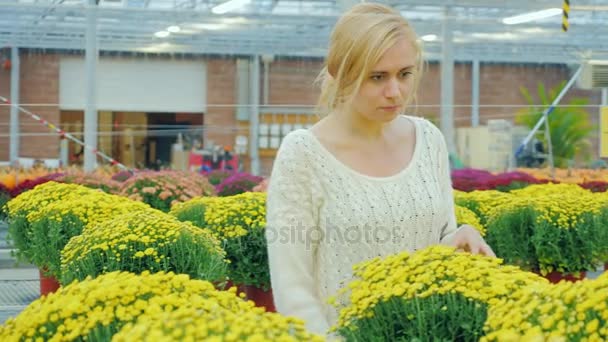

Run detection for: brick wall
[[0, 58, 10, 161], [259, 60, 603, 176], [478, 64, 600, 120], [17, 52, 60, 159], [416, 62, 478, 124], [416, 62, 602, 126], [257, 58, 323, 175], [263, 60, 603, 127], [206, 58, 237, 149], [3, 52, 604, 175], [267, 58, 322, 106]]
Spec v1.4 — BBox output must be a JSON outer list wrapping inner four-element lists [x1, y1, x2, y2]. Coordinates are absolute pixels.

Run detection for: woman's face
[[349, 38, 417, 123]]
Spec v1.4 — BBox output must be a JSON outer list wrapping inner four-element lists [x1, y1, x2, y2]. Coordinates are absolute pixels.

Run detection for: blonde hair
[[315, 3, 424, 117]]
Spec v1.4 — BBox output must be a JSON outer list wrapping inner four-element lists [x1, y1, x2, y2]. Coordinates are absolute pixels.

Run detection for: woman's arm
[[434, 125, 495, 256], [434, 127, 460, 245], [265, 133, 330, 335]]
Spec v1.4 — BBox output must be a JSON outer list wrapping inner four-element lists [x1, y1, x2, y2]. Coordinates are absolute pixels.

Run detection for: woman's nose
[[384, 78, 401, 98]]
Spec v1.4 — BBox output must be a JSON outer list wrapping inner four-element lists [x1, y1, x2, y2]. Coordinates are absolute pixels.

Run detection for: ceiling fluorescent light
[[192, 23, 228, 31], [167, 25, 181, 33], [212, 0, 251, 14], [154, 31, 170, 38], [502, 8, 562, 25], [421, 34, 438, 42]]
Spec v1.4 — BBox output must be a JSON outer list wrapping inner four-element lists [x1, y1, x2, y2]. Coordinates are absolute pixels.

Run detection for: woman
[[265, 2, 495, 336]]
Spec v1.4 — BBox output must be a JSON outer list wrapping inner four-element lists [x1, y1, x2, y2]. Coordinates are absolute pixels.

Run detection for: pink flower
[[158, 191, 172, 200], [142, 187, 156, 194]]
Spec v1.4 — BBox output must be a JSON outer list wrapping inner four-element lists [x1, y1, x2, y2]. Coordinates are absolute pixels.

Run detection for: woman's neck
[[331, 110, 396, 141]]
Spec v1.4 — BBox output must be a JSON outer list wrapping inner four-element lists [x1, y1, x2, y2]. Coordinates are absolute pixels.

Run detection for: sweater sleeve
[[434, 126, 461, 245], [265, 132, 330, 335]]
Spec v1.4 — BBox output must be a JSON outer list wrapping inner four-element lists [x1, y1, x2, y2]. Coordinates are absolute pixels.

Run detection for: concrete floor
[[0, 268, 39, 324]]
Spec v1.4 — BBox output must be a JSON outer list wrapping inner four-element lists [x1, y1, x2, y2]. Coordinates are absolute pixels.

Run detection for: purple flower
[[215, 172, 264, 197]]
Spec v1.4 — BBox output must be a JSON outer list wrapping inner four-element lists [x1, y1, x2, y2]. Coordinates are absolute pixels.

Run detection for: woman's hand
[[450, 225, 496, 257]]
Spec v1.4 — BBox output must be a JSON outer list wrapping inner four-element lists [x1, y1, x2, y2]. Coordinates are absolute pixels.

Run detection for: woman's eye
[[371, 75, 383, 81], [400, 71, 413, 78]]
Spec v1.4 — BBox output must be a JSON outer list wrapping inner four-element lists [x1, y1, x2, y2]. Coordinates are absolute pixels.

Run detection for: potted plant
[[0, 270, 323, 341], [0, 182, 11, 221], [9, 173, 63, 198], [486, 183, 607, 282], [119, 170, 216, 212], [55, 170, 122, 194], [330, 245, 546, 341], [515, 81, 595, 168], [6, 181, 152, 295], [451, 168, 494, 192], [486, 171, 547, 192], [215, 172, 264, 197], [60, 208, 228, 285], [483, 272, 608, 341], [579, 180, 608, 193], [6, 182, 97, 294], [454, 190, 514, 226], [203, 169, 233, 186], [170, 192, 273, 311]]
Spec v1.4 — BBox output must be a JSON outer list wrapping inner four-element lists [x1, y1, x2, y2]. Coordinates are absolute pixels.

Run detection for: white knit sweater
[[265, 115, 460, 336]]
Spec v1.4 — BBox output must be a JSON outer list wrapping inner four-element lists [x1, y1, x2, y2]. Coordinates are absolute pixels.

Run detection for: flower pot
[[242, 285, 276, 312], [543, 271, 586, 284], [39, 269, 60, 296]]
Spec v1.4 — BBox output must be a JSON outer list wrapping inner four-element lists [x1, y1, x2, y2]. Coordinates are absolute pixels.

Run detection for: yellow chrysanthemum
[[113, 293, 323, 342], [455, 205, 486, 236], [332, 245, 546, 331], [6, 181, 96, 217], [60, 209, 228, 284], [170, 192, 266, 239], [483, 272, 608, 341], [454, 190, 513, 223], [0, 271, 323, 341]]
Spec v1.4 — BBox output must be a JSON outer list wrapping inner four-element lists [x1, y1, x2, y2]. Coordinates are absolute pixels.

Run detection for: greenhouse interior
[[1, 0, 608, 340]]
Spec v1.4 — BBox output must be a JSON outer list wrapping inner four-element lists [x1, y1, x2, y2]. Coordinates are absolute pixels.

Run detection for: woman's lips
[[380, 105, 400, 111]]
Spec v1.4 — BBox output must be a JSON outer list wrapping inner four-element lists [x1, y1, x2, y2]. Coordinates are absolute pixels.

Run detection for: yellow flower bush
[[455, 205, 486, 236], [507, 183, 608, 228], [60, 209, 228, 285], [455, 184, 597, 229], [484, 183, 608, 275], [170, 192, 269, 289], [5, 182, 92, 261], [170, 191, 266, 238], [483, 272, 608, 341], [5, 182, 150, 277], [454, 190, 513, 224], [0, 271, 324, 341], [25, 191, 151, 228], [6, 181, 95, 216], [331, 245, 546, 341], [113, 295, 323, 342]]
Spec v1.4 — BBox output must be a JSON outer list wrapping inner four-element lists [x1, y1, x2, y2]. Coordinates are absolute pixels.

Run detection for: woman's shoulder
[[403, 115, 443, 139], [276, 128, 320, 158], [281, 128, 313, 147], [403, 114, 434, 128]]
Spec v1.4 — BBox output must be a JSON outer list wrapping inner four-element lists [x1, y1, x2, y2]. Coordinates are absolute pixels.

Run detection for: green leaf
[[515, 81, 594, 167]]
